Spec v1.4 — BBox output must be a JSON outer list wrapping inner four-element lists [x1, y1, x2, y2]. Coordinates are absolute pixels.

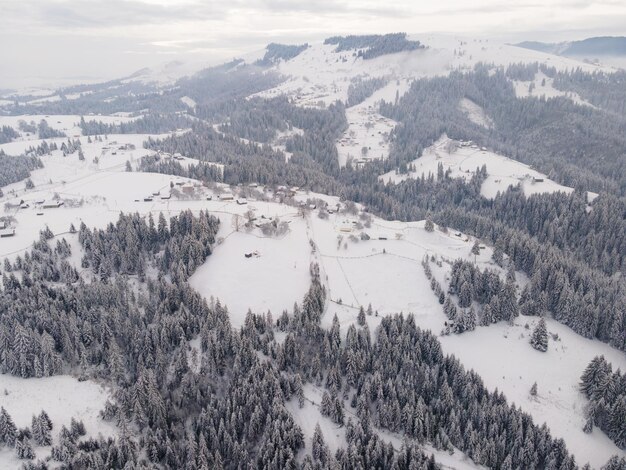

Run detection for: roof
[[0, 228, 15, 237]]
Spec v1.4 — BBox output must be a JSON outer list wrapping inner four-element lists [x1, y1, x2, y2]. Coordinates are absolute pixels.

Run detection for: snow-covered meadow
[[0, 375, 116, 468], [380, 134, 598, 201]]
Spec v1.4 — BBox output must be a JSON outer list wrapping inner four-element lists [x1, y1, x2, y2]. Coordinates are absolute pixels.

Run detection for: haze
[[1, 0, 625, 89]]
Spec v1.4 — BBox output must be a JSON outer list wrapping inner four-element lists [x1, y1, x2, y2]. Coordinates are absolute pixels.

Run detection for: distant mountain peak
[[515, 36, 626, 57]]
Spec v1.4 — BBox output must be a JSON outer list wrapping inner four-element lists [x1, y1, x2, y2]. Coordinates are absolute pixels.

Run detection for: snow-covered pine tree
[[530, 318, 548, 352]]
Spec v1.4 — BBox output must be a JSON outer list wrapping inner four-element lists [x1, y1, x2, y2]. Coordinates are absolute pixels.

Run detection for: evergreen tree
[[530, 318, 548, 352], [357, 306, 366, 326]]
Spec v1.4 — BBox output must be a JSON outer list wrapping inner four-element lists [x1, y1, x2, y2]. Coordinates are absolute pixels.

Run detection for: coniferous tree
[[530, 318, 549, 352]]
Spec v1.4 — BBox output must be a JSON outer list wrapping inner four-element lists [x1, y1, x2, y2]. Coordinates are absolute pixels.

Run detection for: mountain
[[515, 36, 626, 57]]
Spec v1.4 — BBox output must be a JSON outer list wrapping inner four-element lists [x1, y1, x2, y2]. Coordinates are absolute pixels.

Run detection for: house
[[181, 184, 194, 195], [152, 191, 160, 196], [160, 194, 171, 200], [0, 220, 6, 229], [219, 193, 234, 201], [532, 177, 544, 183], [0, 228, 15, 238], [236, 198, 248, 205], [143, 196, 153, 202]]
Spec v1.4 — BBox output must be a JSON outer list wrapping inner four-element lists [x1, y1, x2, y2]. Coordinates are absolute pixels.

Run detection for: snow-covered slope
[[254, 36, 613, 109], [380, 134, 598, 201], [249, 37, 616, 171], [511, 71, 593, 107], [0, 375, 116, 468]]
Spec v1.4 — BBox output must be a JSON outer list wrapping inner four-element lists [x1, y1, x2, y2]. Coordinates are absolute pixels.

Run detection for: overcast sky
[[1, 0, 625, 90]]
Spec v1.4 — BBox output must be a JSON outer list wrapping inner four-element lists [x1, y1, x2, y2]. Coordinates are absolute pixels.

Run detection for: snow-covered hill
[[380, 134, 598, 201]]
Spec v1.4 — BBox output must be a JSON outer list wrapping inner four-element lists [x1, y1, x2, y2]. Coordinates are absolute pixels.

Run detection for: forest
[[0, 211, 597, 469], [324, 34, 425, 59]]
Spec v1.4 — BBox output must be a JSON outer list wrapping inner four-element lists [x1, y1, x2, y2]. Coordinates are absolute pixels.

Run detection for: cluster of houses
[[458, 140, 487, 151]]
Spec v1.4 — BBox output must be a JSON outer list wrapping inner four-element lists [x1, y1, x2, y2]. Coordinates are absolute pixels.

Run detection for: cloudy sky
[[1, 0, 625, 89]]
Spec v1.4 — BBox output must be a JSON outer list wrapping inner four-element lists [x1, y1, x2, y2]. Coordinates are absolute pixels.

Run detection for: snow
[[254, 36, 614, 112], [0, 133, 199, 261], [189, 214, 312, 329], [423, 444, 487, 470], [285, 383, 347, 456], [338, 101, 396, 167], [459, 98, 493, 129], [180, 96, 197, 109], [0, 111, 620, 466], [304, 206, 623, 465], [380, 134, 598, 201], [253, 42, 439, 108], [251, 39, 615, 172], [0, 114, 138, 141], [512, 71, 593, 107], [420, 35, 614, 75], [0, 374, 116, 468], [273, 126, 304, 162], [120, 58, 218, 86], [440, 317, 626, 468], [312, 214, 494, 331]]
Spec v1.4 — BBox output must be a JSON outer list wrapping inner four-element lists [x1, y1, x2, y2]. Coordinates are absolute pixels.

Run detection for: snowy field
[[338, 99, 397, 166], [189, 214, 313, 329], [441, 317, 626, 468], [0, 114, 138, 141], [0, 375, 116, 468], [512, 71, 593, 107], [459, 98, 493, 129], [380, 134, 598, 201]]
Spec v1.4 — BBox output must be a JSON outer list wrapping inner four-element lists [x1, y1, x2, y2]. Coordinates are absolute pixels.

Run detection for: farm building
[[0, 227, 15, 238], [219, 193, 234, 201], [42, 200, 64, 209]]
